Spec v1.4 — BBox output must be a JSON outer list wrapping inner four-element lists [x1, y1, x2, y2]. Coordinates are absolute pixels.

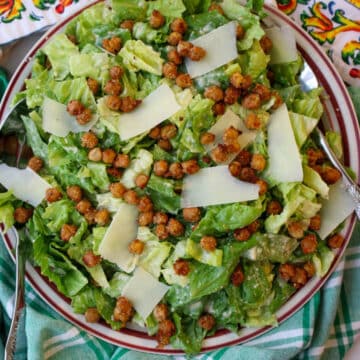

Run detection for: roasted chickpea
[[320, 166, 341, 185], [95, 208, 111, 226], [149, 126, 161, 140], [162, 62, 178, 79], [176, 73, 192, 88], [200, 236, 217, 252], [292, 267, 307, 288], [173, 258, 190, 276], [253, 83, 272, 102], [306, 148, 325, 167], [28, 156, 43, 172], [161, 124, 177, 140], [230, 72, 244, 89], [67, 100, 84, 116], [114, 153, 130, 168], [168, 31, 183, 46], [309, 214, 321, 231], [158, 139, 172, 151], [45, 188, 62, 203], [85, 307, 100, 323], [66, 185, 83, 203], [279, 263, 296, 281], [138, 196, 153, 213], [128, 239, 145, 255], [304, 261, 316, 278], [177, 40, 193, 57], [167, 162, 183, 180], [256, 179, 268, 196], [198, 313, 216, 331], [200, 132, 215, 145], [76, 199, 92, 214], [102, 36, 122, 54], [167, 218, 184, 237], [234, 227, 251, 241], [224, 86, 241, 105], [84, 208, 97, 225], [107, 167, 122, 178], [204, 85, 224, 102], [231, 265, 245, 286], [167, 49, 183, 65], [109, 65, 124, 80], [156, 319, 176, 347], [120, 97, 141, 112], [60, 224, 77, 242], [83, 251, 101, 267], [153, 160, 169, 177], [181, 159, 200, 175], [188, 46, 206, 61], [266, 200, 282, 215], [226, 141, 241, 154], [228, 161, 242, 177], [88, 147, 102, 162], [259, 35, 273, 54], [123, 189, 139, 205], [13, 207, 33, 224], [135, 174, 149, 189], [113, 296, 134, 323], [104, 79, 122, 96], [223, 126, 239, 145], [209, 2, 224, 14], [106, 95, 122, 111], [109, 182, 126, 198], [239, 167, 257, 183], [76, 108, 92, 125], [236, 24, 245, 40], [287, 221, 304, 239], [183, 207, 201, 223], [87, 77, 99, 95], [211, 144, 228, 163], [81, 132, 98, 149], [235, 149, 252, 166], [251, 153, 266, 172], [120, 20, 135, 31], [150, 9, 165, 28], [300, 234, 318, 254], [244, 112, 262, 130], [212, 102, 226, 115], [171, 18, 188, 34], [138, 211, 154, 226], [155, 223, 169, 240], [101, 148, 116, 164], [153, 303, 169, 322], [248, 219, 260, 234], [327, 233, 345, 249], [242, 93, 261, 110]]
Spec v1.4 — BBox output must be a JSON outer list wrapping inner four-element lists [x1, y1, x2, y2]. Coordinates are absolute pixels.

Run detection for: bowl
[[0, 1, 359, 354]]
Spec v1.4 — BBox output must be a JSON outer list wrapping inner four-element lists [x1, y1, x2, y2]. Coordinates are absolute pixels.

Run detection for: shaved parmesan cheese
[[267, 104, 303, 183], [317, 180, 356, 240], [98, 203, 138, 273], [185, 21, 238, 78], [42, 97, 98, 137], [266, 25, 298, 65], [118, 84, 181, 140], [0, 164, 51, 207], [122, 266, 169, 320], [181, 165, 259, 208]]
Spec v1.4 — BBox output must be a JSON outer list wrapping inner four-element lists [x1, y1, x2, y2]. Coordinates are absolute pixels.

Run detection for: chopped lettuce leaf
[[289, 112, 319, 149], [0, 203, 15, 233], [147, 0, 186, 18], [186, 239, 223, 267], [303, 165, 329, 199], [326, 131, 343, 160]]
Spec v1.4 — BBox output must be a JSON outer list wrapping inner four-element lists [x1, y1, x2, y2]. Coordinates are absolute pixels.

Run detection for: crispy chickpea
[[104, 79, 122, 96], [242, 93, 261, 110], [209, 2, 224, 14], [230, 72, 244, 89], [128, 239, 145, 255], [45, 188, 62, 203], [182, 159, 200, 175], [138, 211, 154, 226], [135, 174, 149, 189], [101, 148, 116, 164], [173, 258, 190, 276], [236, 24, 245, 39], [120, 20, 135, 31], [200, 236, 217, 252], [253, 83, 272, 102], [167, 218, 184, 237], [171, 18, 188, 34], [162, 62, 178, 79], [150, 9, 165, 29], [138, 196, 153, 213], [107, 167, 122, 178], [204, 85, 224, 102], [306, 148, 325, 167], [212, 102, 226, 115], [83, 251, 101, 267], [231, 265, 245, 286], [235, 149, 252, 166], [177, 40, 193, 57], [291, 267, 307, 288], [183, 207, 201, 223], [153, 212, 168, 225], [153, 160, 169, 177], [114, 153, 130, 168], [158, 139, 173, 151], [279, 263, 296, 281], [200, 132, 215, 145], [153, 303, 169, 322], [211, 144, 228, 163], [304, 261, 316, 278], [223, 126, 239, 145], [76, 199, 92, 214], [102, 37, 122, 54], [176, 73, 192, 88], [84, 208, 97, 225], [106, 95, 122, 111], [87, 77, 99, 95], [309, 214, 321, 231], [287, 221, 304, 239], [327, 233, 345, 249], [239, 167, 257, 183], [109, 65, 124, 80], [113, 296, 134, 323], [226, 141, 240, 154], [67, 100, 84, 116], [266, 200, 282, 215], [167, 49, 183, 65], [301, 234, 318, 254], [95, 209, 111, 226], [250, 153, 266, 172], [120, 97, 141, 112], [109, 182, 127, 198], [13, 207, 33, 224], [155, 223, 169, 240], [234, 227, 251, 241], [224, 86, 241, 105], [60, 224, 77, 242], [188, 46, 206, 61], [228, 161, 242, 177], [81, 132, 98, 149], [161, 124, 177, 140], [248, 220, 260, 234], [198, 313, 216, 331], [85, 307, 100, 323], [76, 108, 92, 125], [168, 162, 183, 180], [256, 179, 268, 196], [156, 319, 176, 347], [88, 147, 102, 162], [320, 166, 341, 185], [123, 189, 139, 205], [149, 126, 161, 140], [260, 35, 273, 54], [244, 112, 262, 130], [168, 31, 183, 46], [28, 156, 43, 172], [66, 185, 83, 203]]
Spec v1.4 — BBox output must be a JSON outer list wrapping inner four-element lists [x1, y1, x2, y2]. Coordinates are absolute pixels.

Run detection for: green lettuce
[[326, 131, 343, 159], [270, 55, 303, 87], [186, 239, 223, 267], [0, 203, 15, 233], [289, 112, 319, 149], [303, 165, 329, 199], [84, 162, 110, 192], [147, 0, 186, 18], [313, 242, 335, 277], [111, 0, 147, 22], [182, 0, 211, 15], [104, 272, 131, 298]]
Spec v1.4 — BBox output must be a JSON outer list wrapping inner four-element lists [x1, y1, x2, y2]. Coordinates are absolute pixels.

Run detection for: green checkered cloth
[[0, 222, 359, 360]]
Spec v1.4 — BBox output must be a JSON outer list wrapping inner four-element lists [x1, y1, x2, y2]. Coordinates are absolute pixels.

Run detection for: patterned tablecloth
[[0, 1, 359, 359]]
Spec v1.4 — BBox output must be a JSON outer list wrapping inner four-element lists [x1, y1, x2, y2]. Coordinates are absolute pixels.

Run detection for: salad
[[0, 0, 355, 354]]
